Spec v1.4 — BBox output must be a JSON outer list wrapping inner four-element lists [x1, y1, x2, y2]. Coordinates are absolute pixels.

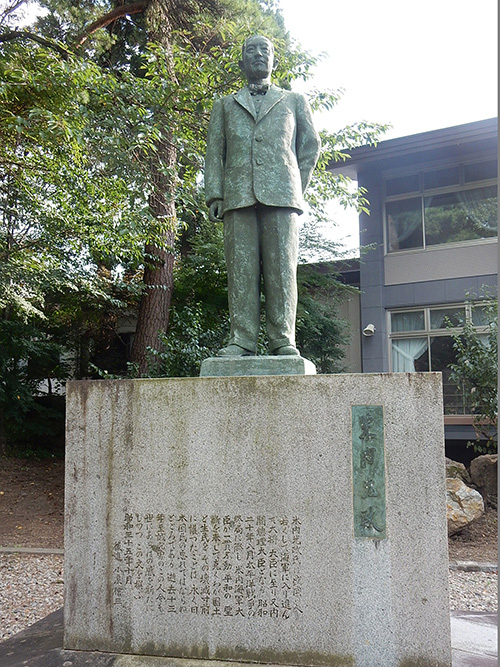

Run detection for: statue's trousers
[[223, 204, 298, 353]]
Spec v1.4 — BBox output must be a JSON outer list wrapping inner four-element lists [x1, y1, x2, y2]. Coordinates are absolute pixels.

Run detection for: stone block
[[65, 373, 451, 667], [470, 454, 498, 504], [199, 355, 316, 377], [445, 457, 471, 484], [446, 478, 484, 535]]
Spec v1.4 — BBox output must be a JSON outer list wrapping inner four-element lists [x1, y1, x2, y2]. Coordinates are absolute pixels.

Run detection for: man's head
[[240, 35, 274, 83]]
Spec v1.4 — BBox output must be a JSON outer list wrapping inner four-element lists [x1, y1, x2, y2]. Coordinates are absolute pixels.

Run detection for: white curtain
[[391, 310, 424, 333], [392, 338, 428, 372]]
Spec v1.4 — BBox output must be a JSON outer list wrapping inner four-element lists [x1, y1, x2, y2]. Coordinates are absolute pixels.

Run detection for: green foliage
[[1, 392, 66, 458], [0, 34, 149, 447], [146, 305, 229, 377], [0, 320, 65, 408], [144, 194, 229, 377], [305, 120, 388, 233], [134, 197, 355, 377], [0, 319, 67, 453], [0, 0, 387, 433], [296, 264, 352, 374], [449, 292, 498, 454], [0, 38, 152, 322]]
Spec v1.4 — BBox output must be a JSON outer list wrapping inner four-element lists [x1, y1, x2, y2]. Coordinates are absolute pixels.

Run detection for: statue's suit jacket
[[205, 84, 320, 215]]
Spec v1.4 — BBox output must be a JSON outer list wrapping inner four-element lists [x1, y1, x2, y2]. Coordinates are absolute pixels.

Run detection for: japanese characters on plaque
[[351, 405, 387, 539], [111, 513, 303, 620]]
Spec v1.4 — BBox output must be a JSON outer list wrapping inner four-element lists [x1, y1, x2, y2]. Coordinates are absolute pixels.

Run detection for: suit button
[[255, 135, 263, 142], [255, 158, 263, 165]]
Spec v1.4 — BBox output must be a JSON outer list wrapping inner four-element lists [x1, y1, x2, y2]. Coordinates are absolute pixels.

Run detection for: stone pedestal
[[64, 373, 451, 667]]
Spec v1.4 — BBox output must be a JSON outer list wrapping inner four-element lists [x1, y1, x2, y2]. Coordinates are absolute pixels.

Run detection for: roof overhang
[[328, 118, 498, 178]]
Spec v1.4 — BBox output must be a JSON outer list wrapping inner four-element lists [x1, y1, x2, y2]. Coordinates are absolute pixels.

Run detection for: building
[[329, 118, 498, 457]]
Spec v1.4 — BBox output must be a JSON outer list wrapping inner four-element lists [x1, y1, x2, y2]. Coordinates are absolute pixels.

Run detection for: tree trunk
[[130, 123, 177, 375], [130, 232, 175, 374], [130, 129, 177, 373], [130, 0, 180, 375]]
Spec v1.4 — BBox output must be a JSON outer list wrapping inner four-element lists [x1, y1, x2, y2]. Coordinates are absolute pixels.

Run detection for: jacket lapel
[[233, 84, 285, 121], [257, 84, 285, 121], [233, 88, 257, 119]]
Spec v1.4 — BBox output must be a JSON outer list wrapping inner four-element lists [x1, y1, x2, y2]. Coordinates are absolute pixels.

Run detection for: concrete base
[[65, 373, 452, 667], [0, 609, 495, 667], [199, 355, 316, 376]]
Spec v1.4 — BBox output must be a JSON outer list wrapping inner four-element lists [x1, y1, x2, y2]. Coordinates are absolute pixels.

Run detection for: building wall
[[356, 159, 498, 374], [358, 173, 389, 372], [384, 274, 498, 310], [337, 292, 362, 372], [329, 119, 498, 446], [384, 239, 497, 285]]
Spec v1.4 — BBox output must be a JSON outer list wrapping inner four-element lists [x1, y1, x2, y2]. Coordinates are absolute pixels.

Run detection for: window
[[389, 304, 493, 414], [385, 161, 497, 252]]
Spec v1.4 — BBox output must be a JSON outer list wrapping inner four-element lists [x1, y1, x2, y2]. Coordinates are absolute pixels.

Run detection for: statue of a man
[[205, 35, 321, 356]]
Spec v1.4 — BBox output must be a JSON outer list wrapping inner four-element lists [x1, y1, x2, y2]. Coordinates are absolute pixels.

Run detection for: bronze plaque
[[352, 405, 386, 539]]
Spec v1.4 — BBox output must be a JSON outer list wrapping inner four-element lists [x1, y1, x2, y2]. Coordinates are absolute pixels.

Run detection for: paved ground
[[450, 610, 498, 667], [0, 607, 497, 667]]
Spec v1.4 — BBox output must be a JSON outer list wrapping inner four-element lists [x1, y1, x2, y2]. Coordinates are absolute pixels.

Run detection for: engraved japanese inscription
[[352, 405, 386, 539], [111, 513, 303, 620]]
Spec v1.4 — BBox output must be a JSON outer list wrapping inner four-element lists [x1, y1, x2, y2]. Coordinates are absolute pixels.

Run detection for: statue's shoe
[[273, 345, 300, 356], [217, 344, 254, 357]]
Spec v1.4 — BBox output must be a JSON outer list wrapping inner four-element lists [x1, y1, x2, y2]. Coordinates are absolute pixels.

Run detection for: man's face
[[241, 36, 274, 82]]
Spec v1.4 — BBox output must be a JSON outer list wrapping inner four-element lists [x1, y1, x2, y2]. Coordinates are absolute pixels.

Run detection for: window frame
[[384, 159, 498, 254], [388, 302, 494, 415]]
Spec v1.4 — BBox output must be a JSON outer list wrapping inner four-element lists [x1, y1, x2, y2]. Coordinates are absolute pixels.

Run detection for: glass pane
[[424, 186, 498, 246], [477, 333, 490, 346], [464, 160, 498, 183], [430, 307, 465, 329], [424, 166, 459, 190], [471, 305, 495, 327], [429, 336, 464, 414], [429, 335, 456, 371], [442, 379, 468, 415], [391, 310, 425, 332], [386, 198, 423, 251], [391, 338, 429, 372], [386, 174, 420, 196]]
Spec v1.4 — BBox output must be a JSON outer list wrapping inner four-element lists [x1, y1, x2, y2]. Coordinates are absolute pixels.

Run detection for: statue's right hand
[[209, 200, 223, 222]]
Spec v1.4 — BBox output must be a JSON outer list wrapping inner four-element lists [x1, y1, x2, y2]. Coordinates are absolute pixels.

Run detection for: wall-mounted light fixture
[[362, 324, 376, 337]]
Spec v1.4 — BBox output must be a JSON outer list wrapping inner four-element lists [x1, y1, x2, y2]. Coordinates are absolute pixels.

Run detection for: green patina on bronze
[[351, 405, 386, 539], [205, 35, 321, 358]]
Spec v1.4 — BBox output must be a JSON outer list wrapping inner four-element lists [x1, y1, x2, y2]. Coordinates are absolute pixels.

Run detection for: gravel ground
[[0, 554, 63, 641], [449, 569, 498, 612], [0, 553, 497, 643]]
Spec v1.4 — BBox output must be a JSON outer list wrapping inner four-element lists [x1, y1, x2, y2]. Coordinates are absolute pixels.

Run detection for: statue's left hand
[[209, 200, 224, 222]]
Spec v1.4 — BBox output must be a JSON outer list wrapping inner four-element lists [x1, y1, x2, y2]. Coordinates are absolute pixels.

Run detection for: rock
[[446, 478, 484, 535], [445, 457, 471, 484], [469, 454, 498, 506]]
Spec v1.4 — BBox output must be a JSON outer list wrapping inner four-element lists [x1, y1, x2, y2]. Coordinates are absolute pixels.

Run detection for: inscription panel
[[111, 513, 303, 620], [352, 405, 386, 539]]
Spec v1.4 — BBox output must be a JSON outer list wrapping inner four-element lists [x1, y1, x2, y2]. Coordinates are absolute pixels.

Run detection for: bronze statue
[[205, 35, 321, 356]]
